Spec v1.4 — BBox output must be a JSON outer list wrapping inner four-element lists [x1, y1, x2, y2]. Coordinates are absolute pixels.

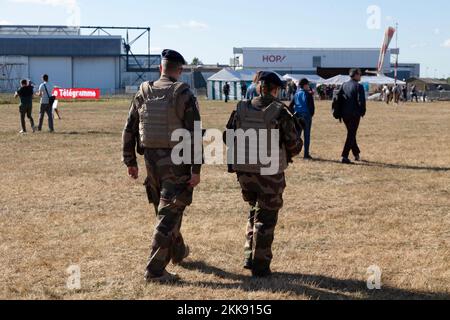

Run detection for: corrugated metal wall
[[29, 56, 72, 88], [0, 36, 122, 57], [0, 56, 29, 92], [73, 57, 118, 93], [26, 56, 121, 94]]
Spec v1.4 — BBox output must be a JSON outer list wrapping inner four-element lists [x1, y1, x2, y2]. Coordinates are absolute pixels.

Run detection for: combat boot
[[144, 270, 180, 283], [172, 245, 190, 265], [243, 259, 253, 270], [252, 269, 273, 278]]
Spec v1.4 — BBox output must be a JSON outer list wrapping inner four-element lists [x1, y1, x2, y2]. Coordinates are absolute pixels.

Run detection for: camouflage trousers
[[144, 149, 194, 277], [238, 173, 285, 273]]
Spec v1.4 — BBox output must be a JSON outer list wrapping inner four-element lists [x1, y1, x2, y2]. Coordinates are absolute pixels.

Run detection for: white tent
[[318, 74, 406, 87], [207, 69, 285, 101], [318, 75, 351, 86], [283, 74, 324, 85], [207, 68, 256, 82], [207, 68, 257, 101], [361, 75, 406, 85]]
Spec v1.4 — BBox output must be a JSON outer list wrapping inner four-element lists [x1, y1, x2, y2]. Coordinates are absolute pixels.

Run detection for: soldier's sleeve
[[359, 84, 367, 117], [279, 108, 303, 162], [226, 110, 237, 130], [180, 89, 203, 175], [223, 110, 237, 145], [122, 93, 141, 168]]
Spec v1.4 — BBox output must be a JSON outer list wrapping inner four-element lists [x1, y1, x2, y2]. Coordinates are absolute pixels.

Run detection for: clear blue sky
[[2, 0, 450, 77]]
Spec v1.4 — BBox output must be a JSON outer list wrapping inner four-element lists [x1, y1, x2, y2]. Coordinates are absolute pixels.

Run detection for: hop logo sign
[[66, 265, 81, 290]]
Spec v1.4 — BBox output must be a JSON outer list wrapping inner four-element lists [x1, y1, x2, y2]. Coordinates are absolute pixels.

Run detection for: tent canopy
[[283, 74, 324, 84], [318, 75, 351, 85], [207, 68, 256, 82], [208, 68, 286, 83], [318, 74, 405, 86], [361, 75, 405, 85]]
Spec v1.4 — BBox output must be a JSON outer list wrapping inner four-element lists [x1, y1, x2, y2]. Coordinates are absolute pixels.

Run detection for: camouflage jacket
[[122, 76, 202, 174], [226, 95, 303, 195], [226, 95, 303, 165]]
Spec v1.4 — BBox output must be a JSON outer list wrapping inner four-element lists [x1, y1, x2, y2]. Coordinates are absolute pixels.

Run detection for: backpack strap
[[264, 101, 284, 127], [43, 84, 51, 99]]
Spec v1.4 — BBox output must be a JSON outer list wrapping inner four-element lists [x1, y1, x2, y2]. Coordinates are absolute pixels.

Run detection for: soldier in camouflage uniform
[[225, 71, 303, 277], [122, 50, 202, 283]]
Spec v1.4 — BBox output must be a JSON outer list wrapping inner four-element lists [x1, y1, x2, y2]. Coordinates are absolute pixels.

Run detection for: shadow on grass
[[54, 131, 119, 136], [179, 261, 450, 300], [311, 158, 450, 172]]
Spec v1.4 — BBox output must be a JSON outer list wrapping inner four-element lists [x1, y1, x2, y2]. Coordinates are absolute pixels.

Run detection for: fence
[[427, 91, 450, 101]]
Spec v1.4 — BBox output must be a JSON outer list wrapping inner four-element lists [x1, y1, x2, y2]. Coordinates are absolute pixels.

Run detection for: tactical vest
[[232, 100, 288, 175], [137, 81, 189, 149]]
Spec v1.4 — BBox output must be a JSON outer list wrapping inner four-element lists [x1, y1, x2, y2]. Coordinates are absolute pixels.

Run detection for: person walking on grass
[[223, 82, 231, 103], [411, 85, 419, 103], [291, 78, 315, 160], [402, 85, 408, 102], [225, 71, 303, 278], [14, 79, 36, 134], [122, 49, 202, 283], [36, 74, 55, 133], [241, 81, 248, 100], [335, 69, 366, 164]]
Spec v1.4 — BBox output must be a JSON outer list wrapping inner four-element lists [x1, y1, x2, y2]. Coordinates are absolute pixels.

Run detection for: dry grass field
[[0, 94, 449, 300]]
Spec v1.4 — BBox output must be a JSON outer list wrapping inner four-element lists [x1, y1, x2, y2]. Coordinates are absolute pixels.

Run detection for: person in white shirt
[[36, 74, 55, 132]]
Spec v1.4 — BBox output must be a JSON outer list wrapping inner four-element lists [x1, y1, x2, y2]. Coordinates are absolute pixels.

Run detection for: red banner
[[377, 27, 396, 73], [52, 88, 100, 100]]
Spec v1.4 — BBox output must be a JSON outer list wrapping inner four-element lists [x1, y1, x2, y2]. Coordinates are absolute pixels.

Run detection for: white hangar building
[[233, 47, 393, 79], [0, 25, 161, 93]]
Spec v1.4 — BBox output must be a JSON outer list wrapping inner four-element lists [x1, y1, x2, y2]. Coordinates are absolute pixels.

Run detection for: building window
[[313, 56, 322, 68]]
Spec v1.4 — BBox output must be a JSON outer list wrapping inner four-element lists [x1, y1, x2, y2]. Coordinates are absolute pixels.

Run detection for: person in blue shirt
[[245, 72, 261, 100], [291, 78, 315, 159]]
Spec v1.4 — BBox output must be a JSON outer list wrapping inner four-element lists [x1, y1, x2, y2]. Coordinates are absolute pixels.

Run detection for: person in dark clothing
[[402, 85, 408, 102], [410, 85, 419, 103], [290, 78, 315, 159], [223, 83, 231, 103], [14, 79, 36, 134], [241, 82, 248, 100], [286, 82, 294, 101], [338, 69, 366, 164]]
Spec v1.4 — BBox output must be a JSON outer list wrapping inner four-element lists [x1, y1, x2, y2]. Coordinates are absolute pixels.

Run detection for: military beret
[[161, 49, 187, 65], [258, 71, 284, 87]]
